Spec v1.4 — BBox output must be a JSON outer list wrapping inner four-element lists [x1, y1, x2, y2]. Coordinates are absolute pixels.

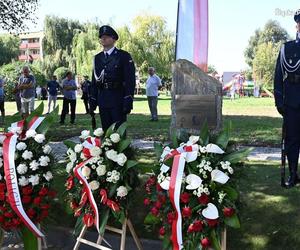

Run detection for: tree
[[0, 0, 39, 33], [207, 65, 218, 74], [0, 34, 20, 65], [244, 20, 290, 67], [252, 42, 280, 88]]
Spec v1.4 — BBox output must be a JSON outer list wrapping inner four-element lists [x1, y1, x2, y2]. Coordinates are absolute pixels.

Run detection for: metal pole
[[174, 0, 180, 61]]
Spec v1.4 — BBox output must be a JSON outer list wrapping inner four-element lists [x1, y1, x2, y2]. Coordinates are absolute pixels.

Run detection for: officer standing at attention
[[89, 25, 135, 131], [274, 9, 300, 188]]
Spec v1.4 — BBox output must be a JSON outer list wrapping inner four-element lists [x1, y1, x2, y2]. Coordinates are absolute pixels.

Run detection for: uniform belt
[[287, 74, 300, 84], [98, 82, 122, 89]]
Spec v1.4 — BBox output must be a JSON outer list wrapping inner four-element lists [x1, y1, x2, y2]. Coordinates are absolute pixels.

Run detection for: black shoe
[[285, 174, 297, 188], [70, 121, 75, 125]]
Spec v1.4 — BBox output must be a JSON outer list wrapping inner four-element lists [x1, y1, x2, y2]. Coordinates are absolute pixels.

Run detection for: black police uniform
[[274, 10, 300, 187], [89, 25, 136, 131]]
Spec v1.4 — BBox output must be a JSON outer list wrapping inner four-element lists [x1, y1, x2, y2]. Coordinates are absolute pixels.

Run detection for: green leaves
[[215, 121, 232, 149], [210, 229, 221, 250], [225, 213, 241, 228], [25, 102, 44, 125], [118, 139, 131, 152], [63, 140, 76, 149], [126, 160, 138, 170], [223, 186, 239, 201], [36, 105, 59, 135], [154, 142, 163, 160], [105, 123, 116, 137], [199, 120, 209, 145], [21, 225, 39, 250], [223, 147, 253, 164], [116, 122, 128, 138], [144, 213, 160, 225]]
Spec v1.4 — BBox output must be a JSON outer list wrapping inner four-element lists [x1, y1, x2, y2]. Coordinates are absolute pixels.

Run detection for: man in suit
[[89, 25, 136, 131], [274, 9, 300, 188]]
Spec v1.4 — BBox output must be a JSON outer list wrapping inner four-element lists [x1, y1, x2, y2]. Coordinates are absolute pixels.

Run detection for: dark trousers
[[100, 106, 126, 131], [285, 106, 300, 172], [60, 98, 76, 123], [82, 93, 89, 113], [147, 96, 158, 120]]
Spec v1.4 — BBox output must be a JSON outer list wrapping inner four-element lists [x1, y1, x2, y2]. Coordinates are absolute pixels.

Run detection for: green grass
[[3, 95, 282, 145]]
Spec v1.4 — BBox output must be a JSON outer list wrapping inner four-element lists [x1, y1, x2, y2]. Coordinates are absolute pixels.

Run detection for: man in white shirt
[[146, 67, 162, 121]]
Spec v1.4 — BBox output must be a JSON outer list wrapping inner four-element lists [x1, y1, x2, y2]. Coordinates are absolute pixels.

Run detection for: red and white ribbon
[[73, 136, 102, 232], [3, 117, 45, 238], [166, 144, 199, 250]]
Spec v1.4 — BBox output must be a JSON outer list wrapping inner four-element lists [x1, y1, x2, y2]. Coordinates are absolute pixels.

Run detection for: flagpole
[[174, 0, 180, 61]]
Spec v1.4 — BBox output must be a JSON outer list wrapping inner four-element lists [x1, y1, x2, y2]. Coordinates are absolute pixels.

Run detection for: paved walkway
[[49, 137, 283, 162]]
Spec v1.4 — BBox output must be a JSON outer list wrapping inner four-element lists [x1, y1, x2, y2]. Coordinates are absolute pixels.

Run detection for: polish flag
[[175, 0, 209, 72]]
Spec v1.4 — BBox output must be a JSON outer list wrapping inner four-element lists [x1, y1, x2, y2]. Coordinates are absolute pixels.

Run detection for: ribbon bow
[[2, 116, 45, 238], [73, 136, 102, 232]]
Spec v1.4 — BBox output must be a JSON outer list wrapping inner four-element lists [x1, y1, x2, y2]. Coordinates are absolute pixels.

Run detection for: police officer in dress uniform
[[89, 25, 136, 132], [274, 9, 300, 188]]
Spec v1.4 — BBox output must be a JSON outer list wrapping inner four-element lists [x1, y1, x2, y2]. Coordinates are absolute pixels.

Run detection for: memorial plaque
[[175, 95, 217, 129]]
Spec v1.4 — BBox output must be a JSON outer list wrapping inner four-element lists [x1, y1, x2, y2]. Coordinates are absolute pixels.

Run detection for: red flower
[[4, 212, 14, 218], [182, 207, 192, 218], [33, 197, 42, 205], [159, 227, 165, 236], [201, 237, 211, 249], [0, 193, 5, 201], [0, 183, 6, 192], [143, 198, 151, 206], [41, 209, 49, 218], [27, 208, 36, 219], [83, 213, 94, 227], [198, 194, 210, 205], [0, 215, 4, 223], [167, 212, 175, 224], [12, 218, 21, 227], [156, 183, 163, 192], [22, 186, 33, 195], [70, 201, 78, 210], [0, 206, 7, 212], [74, 209, 82, 217], [193, 220, 203, 232], [206, 218, 219, 227], [22, 196, 32, 204], [223, 207, 235, 217], [39, 187, 49, 196], [48, 190, 57, 198], [154, 201, 162, 209], [180, 193, 190, 204], [158, 195, 166, 204], [40, 204, 50, 210], [187, 224, 195, 233], [151, 207, 159, 216], [146, 176, 156, 187], [66, 176, 74, 190]]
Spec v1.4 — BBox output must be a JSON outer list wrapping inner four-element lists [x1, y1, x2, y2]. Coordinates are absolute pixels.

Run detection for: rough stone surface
[[171, 59, 222, 136]]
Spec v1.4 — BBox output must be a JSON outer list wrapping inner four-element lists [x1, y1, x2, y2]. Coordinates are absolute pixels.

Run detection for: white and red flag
[[175, 0, 209, 72]]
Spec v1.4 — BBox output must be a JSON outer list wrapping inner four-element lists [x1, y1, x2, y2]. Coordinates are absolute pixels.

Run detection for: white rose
[[34, 134, 45, 144], [96, 165, 106, 176], [116, 153, 127, 166], [110, 133, 120, 143], [82, 166, 91, 177], [0, 135, 6, 144], [80, 130, 90, 139], [16, 142, 27, 151], [29, 174, 39, 186], [43, 144, 52, 154], [69, 152, 77, 163], [43, 171, 53, 181], [17, 164, 28, 174], [19, 176, 29, 186], [25, 129, 37, 138], [66, 162, 73, 173], [94, 128, 104, 137], [90, 146, 102, 157], [106, 149, 118, 161], [228, 167, 234, 175], [39, 156, 50, 166], [29, 160, 39, 171], [74, 144, 83, 153], [89, 180, 100, 191], [22, 150, 33, 160], [189, 135, 199, 144], [116, 186, 128, 197]]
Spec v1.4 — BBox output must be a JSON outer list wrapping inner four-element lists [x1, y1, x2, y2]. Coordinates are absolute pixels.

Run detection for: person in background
[[60, 71, 77, 125], [17, 66, 36, 118], [47, 75, 60, 114], [13, 78, 22, 114], [36, 85, 42, 100], [0, 77, 5, 124], [81, 75, 90, 114], [41, 86, 47, 100], [146, 67, 162, 121]]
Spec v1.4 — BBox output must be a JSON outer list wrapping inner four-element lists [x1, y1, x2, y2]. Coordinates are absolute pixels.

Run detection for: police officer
[[89, 25, 135, 132], [274, 9, 300, 188]]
